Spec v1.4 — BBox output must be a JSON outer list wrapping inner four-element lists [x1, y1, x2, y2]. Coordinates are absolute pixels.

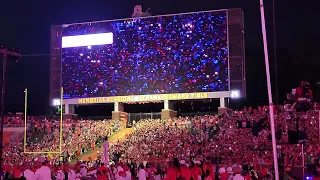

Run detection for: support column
[[70, 105, 75, 114], [64, 104, 75, 114], [114, 102, 124, 112], [161, 100, 177, 119], [63, 104, 77, 119], [218, 97, 228, 114], [220, 97, 225, 108], [65, 104, 70, 114], [112, 102, 128, 128]]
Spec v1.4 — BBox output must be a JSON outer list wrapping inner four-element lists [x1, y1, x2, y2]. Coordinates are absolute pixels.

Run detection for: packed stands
[[1, 104, 320, 179]]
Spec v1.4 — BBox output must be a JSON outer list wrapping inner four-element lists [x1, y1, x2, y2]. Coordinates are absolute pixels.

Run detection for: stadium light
[[52, 98, 61, 106], [230, 90, 240, 99]]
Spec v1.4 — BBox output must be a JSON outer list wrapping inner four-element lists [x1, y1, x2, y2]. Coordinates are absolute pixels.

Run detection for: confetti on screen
[[62, 11, 229, 98]]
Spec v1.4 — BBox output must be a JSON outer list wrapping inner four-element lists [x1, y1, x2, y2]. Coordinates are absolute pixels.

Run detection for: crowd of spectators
[[3, 116, 23, 127], [2, 119, 121, 177], [26, 119, 121, 158], [2, 104, 320, 179], [62, 11, 228, 98]]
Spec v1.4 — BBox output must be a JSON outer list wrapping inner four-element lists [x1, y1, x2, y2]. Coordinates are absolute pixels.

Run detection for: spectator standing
[[180, 160, 191, 180], [35, 161, 52, 180], [124, 165, 132, 180], [166, 158, 181, 180], [80, 164, 87, 178], [97, 163, 109, 180], [21, 164, 36, 180], [137, 164, 147, 180], [68, 167, 77, 180], [56, 166, 65, 180], [232, 169, 244, 180]]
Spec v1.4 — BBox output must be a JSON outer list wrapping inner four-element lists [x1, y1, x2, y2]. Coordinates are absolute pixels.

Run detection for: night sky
[[0, 0, 319, 115]]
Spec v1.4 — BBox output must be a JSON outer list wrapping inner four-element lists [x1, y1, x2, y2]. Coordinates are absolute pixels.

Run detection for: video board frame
[[50, 8, 245, 105]]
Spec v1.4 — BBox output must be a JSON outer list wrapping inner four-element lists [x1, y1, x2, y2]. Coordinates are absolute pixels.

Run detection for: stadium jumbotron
[[49, 8, 246, 120]]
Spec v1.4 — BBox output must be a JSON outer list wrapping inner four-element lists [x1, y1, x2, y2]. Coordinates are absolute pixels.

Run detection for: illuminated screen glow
[[52, 99, 61, 106], [62, 33, 113, 48], [62, 11, 228, 98]]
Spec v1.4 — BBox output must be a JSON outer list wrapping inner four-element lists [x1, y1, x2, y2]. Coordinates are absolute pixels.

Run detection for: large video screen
[[62, 10, 228, 98]]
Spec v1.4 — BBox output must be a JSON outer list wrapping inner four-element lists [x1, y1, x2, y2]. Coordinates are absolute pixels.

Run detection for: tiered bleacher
[[1, 103, 320, 179]]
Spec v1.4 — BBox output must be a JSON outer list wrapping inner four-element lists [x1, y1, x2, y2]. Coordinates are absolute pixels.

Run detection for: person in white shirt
[[79, 164, 88, 178], [87, 169, 97, 178], [116, 171, 125, 180], [125, 168, 132, 180], [56, 168, 65, 180], [232, 164, 242, 171], [22, 164, 36, 180], [75, 173, 82, 180], [227, 166, 233, 174], [115, 164, 124, 179], [137, 164, 146, 180], [35, 162, 52, 180], [68, 167, 77, 180], [218, 165, 226, 174], [227, 165, 233, 180], [232, 169, 244, 180]]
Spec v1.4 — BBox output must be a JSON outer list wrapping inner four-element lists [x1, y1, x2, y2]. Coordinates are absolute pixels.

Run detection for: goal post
[[23, 87, 63, 154]]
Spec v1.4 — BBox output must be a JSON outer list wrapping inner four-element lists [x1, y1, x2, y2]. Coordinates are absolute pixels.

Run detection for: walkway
[[79, 128, 133, 161]]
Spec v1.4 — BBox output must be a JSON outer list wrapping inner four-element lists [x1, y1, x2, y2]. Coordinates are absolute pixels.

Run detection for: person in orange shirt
[[204, 169, 213, 180], [190, 161, 201, 180], [219, 172, 227, 180], [179, 160, 191, 180], [31, 165, 38, 173], [260, 167, 267, 179], [118, 170, 125, 180], [3, 164, 10, 174], [75, 163, 81, 173], [296, 81, 313, 101], [205, 161, 214, 179], [242, 171, 250, 180], [56, 165, 65, 180], [91, 141, 95, 150], [218, 164, 227, 180], [166, 158, 181, 180], [47, 162, 52, 169], [63, 162, 70, 179], [13, 165, 22, 179], [97, 163, 109, 180]]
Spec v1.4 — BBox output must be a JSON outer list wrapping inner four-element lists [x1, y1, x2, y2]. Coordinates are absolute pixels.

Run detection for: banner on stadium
[[77, 92, 209, 104]]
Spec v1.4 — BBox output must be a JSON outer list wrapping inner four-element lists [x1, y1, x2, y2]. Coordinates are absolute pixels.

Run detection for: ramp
[[79, 128, 133, 161]]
